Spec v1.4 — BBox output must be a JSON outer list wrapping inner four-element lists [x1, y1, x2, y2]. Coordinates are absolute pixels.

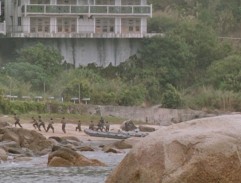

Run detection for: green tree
[[147, 16, 178, 33], [0, 88, 11, 113], [139, 34, 195, 87], [17, 43, 63, 77], [4, 62, 48, 92], [118, 85, 147, 106], [207, 55, 241, 92]]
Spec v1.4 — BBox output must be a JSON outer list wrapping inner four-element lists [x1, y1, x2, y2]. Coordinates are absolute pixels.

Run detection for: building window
[[121, 0, 140, 5], [121, 18, 141, 33], [57, 0, 77, 5], [17, 17, 21, 26], [95, 0, 114, 5], [95, 18, 115, 33], [30, 17, 50, 33], [30, 0, 50, 4], [79, 0, 89, 5], [57, 18, 76, 33]]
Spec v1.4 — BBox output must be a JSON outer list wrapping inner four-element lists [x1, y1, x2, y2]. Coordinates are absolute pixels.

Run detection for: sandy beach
[[1, 115, 161, 143]]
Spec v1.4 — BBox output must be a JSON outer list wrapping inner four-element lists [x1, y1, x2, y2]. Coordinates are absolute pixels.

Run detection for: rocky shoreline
[[0, 117, 152, 167]]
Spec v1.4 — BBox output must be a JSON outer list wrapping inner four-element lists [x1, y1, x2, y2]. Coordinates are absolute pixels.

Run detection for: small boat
[[84, 129, 131, 139], [120, 130, 148, 138], [84, 129, 148, 139]]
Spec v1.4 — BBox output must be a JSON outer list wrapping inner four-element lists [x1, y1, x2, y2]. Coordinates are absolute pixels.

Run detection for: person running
[[14, 113, 22, 128], [31, 117, 40, 131], [75, 120, 82, 132], [46, 118, 54, 133], [105, 121, 110, 132], [38, 116, 47, 132], [89, 121, 95, 130], [61, 117, 66, 133]]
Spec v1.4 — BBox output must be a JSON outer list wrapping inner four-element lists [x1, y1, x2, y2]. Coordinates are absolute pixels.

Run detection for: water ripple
[[0, 151, 127, 183]]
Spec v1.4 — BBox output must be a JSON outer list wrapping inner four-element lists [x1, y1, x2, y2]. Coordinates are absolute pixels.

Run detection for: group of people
[[89, 117, 110, 132], [14, 114, 111, 133], [13, 114, 82, 133]]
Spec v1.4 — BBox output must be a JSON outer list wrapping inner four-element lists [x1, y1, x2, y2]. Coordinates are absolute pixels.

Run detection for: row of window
[[28, 17, 141, 33], [28, 0, 141, 5]]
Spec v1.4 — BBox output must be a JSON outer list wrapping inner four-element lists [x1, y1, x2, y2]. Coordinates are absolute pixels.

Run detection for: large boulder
[[106, 115, 241, 183], [0, 121, 11, 129], [48, 147, 106, 167], [0, 128, 52, 155]]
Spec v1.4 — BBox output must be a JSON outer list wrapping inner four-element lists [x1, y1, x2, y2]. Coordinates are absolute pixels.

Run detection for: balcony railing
[[22, 4, 152, 16]]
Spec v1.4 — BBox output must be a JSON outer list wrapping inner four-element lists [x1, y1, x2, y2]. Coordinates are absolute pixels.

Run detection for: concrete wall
[[78, 104, 210, 126], [0, 38, 141, 67]]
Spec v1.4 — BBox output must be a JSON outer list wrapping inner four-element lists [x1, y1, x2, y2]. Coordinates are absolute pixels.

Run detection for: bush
[[162, 84, 182, 108], [183, 86, 241, 111], [118, 86, 147, 106], [9, 101, 46, 114]]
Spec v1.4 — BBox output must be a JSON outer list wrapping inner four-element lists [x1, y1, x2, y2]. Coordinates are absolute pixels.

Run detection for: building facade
[[0, 0, 5, 34], [3, 0, 152, 38], [0, 0, 153, 67]]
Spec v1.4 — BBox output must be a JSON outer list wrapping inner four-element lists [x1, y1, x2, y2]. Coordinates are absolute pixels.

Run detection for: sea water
[[0, 150, 127, 183]]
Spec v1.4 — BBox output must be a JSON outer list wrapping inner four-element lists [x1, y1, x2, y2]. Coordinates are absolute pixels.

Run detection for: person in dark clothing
[[75, 120, 82, 132], [96, 121, 103, 131], [38, 116, 47, 132], [32, 117, 40, 131], [96, 117, 105, 131], [105, 121, 110, 132], [89, 121, 94, 130], [14, 113, 22, 128], [100, 117, 105, 127], [61, 117, 66, 133], [46, 118, 54, 133]]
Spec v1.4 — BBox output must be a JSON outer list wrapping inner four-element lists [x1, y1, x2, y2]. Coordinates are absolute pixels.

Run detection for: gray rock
[[48, 147, 106, 167], [0, 128, 53, 155]]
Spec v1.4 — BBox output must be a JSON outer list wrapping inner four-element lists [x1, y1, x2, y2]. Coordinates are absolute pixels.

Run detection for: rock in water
[[48, 147, 106, 167], [106, 115, 241, 183], [0, 148, 7, 161]]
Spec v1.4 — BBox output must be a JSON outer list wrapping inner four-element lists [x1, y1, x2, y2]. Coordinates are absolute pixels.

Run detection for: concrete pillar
[[93, 17, 95, 33], [50, 17, 56, 33], [76, 17, 79, 33], [141, 17, 147, 34], [115, 0, 121, 5], [115, 17, 121, 34], [51, 0, 57, 5], [23, 16, 30, 33]]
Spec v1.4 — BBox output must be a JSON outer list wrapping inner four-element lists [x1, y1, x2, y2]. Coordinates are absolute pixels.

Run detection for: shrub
[[162, 84, 182, 108]]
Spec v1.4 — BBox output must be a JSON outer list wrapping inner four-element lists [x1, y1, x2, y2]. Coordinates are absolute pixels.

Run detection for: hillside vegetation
[[1, 0, 241, 114], [148, 0, 241, 35]]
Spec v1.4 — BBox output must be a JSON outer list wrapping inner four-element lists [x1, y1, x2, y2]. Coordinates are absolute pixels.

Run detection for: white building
[[0, 0, 6, 34], [0, 0, 154, 67], [3, 0, 152, 38]]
